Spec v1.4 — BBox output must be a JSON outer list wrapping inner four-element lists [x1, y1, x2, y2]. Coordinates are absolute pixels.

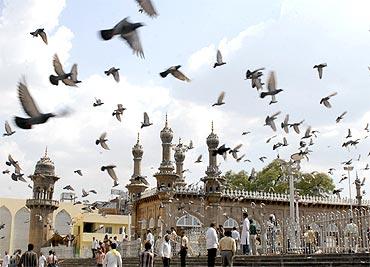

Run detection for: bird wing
[[53, 54, 66, 75], [100, 141, 110, 150], [172, 69, 191, 82], [328, 92, 337, 98], [107, 167, 118, 181], [216, 50, 223, 63], [304, 126, 311, 137], [233, 144, 243, 151], [115, 112, 121, 122], [267, 71, 276, 92], [318, 67, 323, 79], [62, 78, 77, 87], [340, 111, 347, 118], [5, 121, 12, 134], [117, 104, 123, 110], [82, 189, 88, 195], [113, 70, 120, 82], [323, 100, 331, 108], [270, 120, 277, 131], [271, 111, 281, 118], [18, 80, 41, 117], [39, 31, 48, 45], [100, 132, 107, 140], [293, 125, 300, 134], [144, 112, 150, 124], [348, 128, 351, 137], [70, 64, 78, 82], [121, 31, 145, 58], [217, 91, 225, 104], [284, 114, 289, 125], [136, 0, 158, 17], [196, 155, 202, 162]]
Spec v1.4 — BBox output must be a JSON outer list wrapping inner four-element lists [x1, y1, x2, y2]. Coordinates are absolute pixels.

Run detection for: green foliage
[[224, 159, 335, 197]]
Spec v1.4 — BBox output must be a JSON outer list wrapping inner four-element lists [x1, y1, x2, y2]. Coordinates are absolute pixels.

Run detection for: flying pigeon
[[82, 189, 89, 197], [236, 154, 245, 162], [135, 0, 158, 17], [213, 50, 226, 68], [11, 173, 26, 182], [289, 120, 304, 134], [105, 67, 120, 82], [6, 155, 21, 174], [260, 71, 283, 99], [160, 65, 190, 82], [93, 98, 104, 107], [259, 156, 267, 162], [74, 170, 83, 176], [242, 131, 251, 135], [112, 104, 126, 122], [365, 123, 369, 132], [3, 121, 15, 136], [281, 114, 290, 134], [141, 112, 153, 128], [212, 91, 225, 107], [96, 132, 110, 150], [346, 129, 352, 139], [14, 78, 57, 129], [49, 54, 80, 86], [101, 165, 118, 185], [229, 144, 242, 159], [320, 92, 337, 108], [63, 185, 74, 191], [187, 140, 194, 150], [213, 144, 230, 159], [245, 68, 264, 80], [264, 111, 281, 131], [336, 111, 347, 123], [333, 188, 343, 196], [30, 28, 48, 44], [341, 159, 352, 165], [266, 135, 277, 143], [301, 126, 312, 139], [339, 176, 348, 183], [100, 18, 145, 58], [313, 63, 327, 79], [2, 169, 10, 174], [89, 190, 97, 194], [194, 155, 202, 163]]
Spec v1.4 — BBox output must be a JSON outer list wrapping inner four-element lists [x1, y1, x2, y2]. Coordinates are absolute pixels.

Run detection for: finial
[[44, 146, 48, 157], [165, 113, 168, 127], [179, 137, 182, 144], [136, 132, 140, 144], [211, 121, 214, 133]]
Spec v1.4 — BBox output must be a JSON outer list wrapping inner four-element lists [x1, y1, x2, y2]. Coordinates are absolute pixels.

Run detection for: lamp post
[[343, 165, 354, 217]]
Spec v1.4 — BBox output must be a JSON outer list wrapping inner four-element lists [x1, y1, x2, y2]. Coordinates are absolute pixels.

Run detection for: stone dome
[[132, 133, 143, 158], [206, 122, 219, 149], [174, 147, 185, 162], [34, 152, 55, 176], [160, 115, 173, 143]]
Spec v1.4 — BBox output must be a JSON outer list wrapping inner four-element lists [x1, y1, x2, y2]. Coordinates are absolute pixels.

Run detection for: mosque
[[125, 117, 370, 253]]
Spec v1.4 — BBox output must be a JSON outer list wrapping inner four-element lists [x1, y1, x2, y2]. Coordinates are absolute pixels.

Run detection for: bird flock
[[1, 0, 369, 210]]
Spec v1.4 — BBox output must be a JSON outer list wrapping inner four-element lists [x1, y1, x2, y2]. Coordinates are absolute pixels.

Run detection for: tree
[[224, 159, 335, 197]]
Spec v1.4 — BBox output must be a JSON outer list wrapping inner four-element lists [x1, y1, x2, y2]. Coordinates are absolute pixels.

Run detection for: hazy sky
[[0, 0, 369, 203]]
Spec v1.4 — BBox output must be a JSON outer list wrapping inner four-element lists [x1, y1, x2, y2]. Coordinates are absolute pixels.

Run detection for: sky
[[0, 0, 369, 203]]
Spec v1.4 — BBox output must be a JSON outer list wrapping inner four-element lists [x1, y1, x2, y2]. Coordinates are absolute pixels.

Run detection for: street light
[[343, 165, 354, 217]]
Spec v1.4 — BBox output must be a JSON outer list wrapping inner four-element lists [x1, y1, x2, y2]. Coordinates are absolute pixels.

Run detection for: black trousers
[[92, 248, 96, 258], [180, 247, 188, 267], [207, 248, 217, 267], [163, 257, 170, 267]]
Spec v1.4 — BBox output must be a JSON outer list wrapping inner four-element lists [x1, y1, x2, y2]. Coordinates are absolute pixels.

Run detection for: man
[[179, 231, 189, 267], [206, 223, 218, 267], [92, 237, 99, 258], [160, 235, 171, 267], [231, 227, 240, 254], [219, 230, 236, 267], [218, 225, 225, 240], [103, 242, 122, 267], [344, 218, 359, 253], [267, 214, 277, 254], [19, 244, 37, 267], [2, 251, 10, 267], [170, 227, 178, 256], [38, 252, 47, 267], [146, 230, 155, 252], [304, 225, 316, 254], [96, 248, 105, 267], [240, 212, 250, 255], [249, 219, 258, 255], [140, 242, 154, 267]]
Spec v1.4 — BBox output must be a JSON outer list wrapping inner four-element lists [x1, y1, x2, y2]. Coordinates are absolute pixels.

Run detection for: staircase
[[60, 253, 370, 267]]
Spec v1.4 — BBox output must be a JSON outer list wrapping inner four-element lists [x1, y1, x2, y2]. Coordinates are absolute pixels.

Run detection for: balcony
[[26, 198, 59, 209]]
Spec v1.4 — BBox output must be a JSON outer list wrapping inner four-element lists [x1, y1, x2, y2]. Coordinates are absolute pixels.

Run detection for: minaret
[[154, 114, 179, 189], [26, 148, 59, 253], [354, 171, 362, 206], [174, 138, 187, 187], [126, 133, 149, 237], [203, 122, 223, 225]]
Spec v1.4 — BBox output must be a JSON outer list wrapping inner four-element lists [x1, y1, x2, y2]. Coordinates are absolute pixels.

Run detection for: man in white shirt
[[2, 251, 10, 267], [92, 237, 99, 258], [231, 227, 240, 254], [103, 243, 122, 267], [240, 212, 250, 255], [206, 223, 219, 267], [179, 231, 189, 267], [38, 252, 47, 267], [146, 230, 155, 252], [160, 235, 171, 267]]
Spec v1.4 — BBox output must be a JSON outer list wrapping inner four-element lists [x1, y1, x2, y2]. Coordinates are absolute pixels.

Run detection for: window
[[83, 222, 93, 233], [105, 226, 112, 234], [176, 214, 202, 228], [223, 218, 238, 229]]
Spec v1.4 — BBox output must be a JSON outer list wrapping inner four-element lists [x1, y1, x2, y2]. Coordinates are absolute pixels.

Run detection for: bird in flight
[[93, 98, 104, 107], [281, 114, 290, 134], [194, 155, 202, 163], [14, 78, 57, 129], [336, 111, 347, 123], [160, 65, 190, 82], [313, 63, 327, 79], [141, 112, 153, 128], [105, 67, 120, 83], [100, 18, 145, 58], [101, 165, 119, 186], [320, 92, 337, 108], [135, 0, 158, 17], [96, 132, 110, 150], [3, 121, 15, 136], [74, 170, 83, 176], [112, 104, 126, 122], [212, 91, 225, 107], [260, 71, 283, 100], [30, 28, 48, 44], [264, 111, 281, 131], [49, 54, 80, 86], [213, 50, 226, 68]]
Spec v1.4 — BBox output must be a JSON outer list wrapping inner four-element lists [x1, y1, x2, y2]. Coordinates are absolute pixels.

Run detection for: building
[[0, 151, 130, 257], [126, 118, 370, 253]]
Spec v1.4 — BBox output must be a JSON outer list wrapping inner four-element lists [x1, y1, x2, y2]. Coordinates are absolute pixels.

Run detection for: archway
[[0, 206, 12, 253], [55, 210, 72, 235]]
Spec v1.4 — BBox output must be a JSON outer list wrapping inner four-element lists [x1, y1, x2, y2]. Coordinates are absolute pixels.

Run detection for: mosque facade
[[126, 117, 370, 253]]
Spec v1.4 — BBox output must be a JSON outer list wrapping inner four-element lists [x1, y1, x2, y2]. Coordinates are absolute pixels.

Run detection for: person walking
[[179, 231, 189, 267], [46, 250, 58, 267], [96, 248, 105, 267], [160, 235, 171, 267], [146, 230, 155, 252], [240, 212, 250, 255], [38, 252, 47, 267], [219, 230, 236, 267], [206, 223, 219, 267], [103, 243, 122, 267], [231, 227, 240, 254], [2, 251, 10, 267], [139, 242, 154, 267], [249, 219, 258, 255], [92, 237, 99, 258], [19, 244, 37, 267]]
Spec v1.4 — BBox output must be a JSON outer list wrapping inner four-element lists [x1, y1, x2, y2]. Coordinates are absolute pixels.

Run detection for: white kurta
[[240, 218, 250, 245], [103, 250, 122, 267]]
